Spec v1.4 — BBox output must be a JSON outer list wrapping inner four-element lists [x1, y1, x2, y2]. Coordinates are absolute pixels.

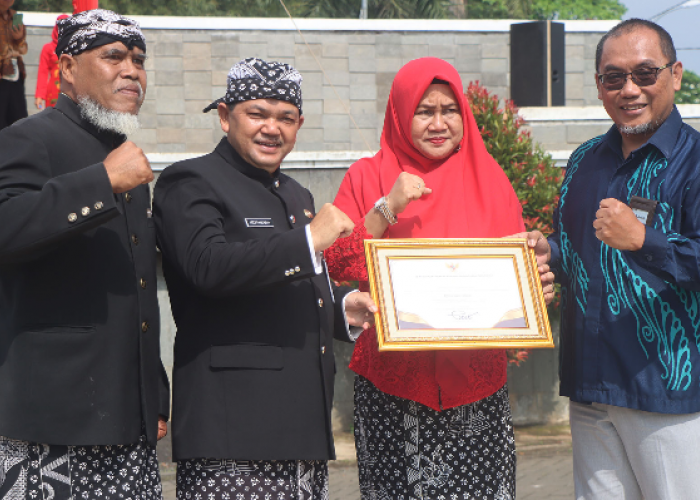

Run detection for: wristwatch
[[374, 196, 397, 225]]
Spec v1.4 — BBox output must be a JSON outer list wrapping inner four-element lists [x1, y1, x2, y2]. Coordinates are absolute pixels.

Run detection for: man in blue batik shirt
[[537, 18, 700, 500]]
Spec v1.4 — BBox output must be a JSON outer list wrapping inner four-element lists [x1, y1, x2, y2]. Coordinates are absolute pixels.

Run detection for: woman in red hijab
[[325, 58, 552, 499], [34, 14, 69, 110]]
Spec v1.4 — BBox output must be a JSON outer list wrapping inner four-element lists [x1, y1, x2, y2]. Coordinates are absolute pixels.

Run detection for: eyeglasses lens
[[602, 70, 658, 90]]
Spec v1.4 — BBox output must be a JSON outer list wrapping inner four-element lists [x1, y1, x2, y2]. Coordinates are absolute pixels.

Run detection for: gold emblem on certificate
[[364, 239, 554, 351]]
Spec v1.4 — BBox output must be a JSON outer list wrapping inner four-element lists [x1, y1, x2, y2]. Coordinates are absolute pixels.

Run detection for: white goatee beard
[[617, 120, 660, 136], [77, 96, 141, 137]]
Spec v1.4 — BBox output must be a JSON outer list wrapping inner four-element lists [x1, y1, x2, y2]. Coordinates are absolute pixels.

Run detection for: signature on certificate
[[451, 310, 478, 321]]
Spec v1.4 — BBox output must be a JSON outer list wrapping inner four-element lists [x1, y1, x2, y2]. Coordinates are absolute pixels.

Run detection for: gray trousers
[[570, 400, 700, 500]]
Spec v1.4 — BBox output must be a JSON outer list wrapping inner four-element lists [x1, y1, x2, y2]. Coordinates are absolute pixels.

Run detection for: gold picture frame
[[364, 238, 554, 351]]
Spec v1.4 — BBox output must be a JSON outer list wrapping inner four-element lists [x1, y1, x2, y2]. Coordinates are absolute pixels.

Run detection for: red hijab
[[333, 58, 525, 408], [335, 57, 523, 240], [49, 15, 70, 65]]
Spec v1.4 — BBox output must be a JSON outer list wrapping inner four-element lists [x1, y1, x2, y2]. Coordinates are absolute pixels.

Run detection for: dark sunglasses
[[597, 62, 675, 91]]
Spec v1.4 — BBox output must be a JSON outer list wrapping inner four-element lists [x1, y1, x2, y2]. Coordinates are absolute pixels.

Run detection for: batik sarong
[[0, 433, 162, 500], [176, 458, 328, 500], [354, 376, 516, 500]]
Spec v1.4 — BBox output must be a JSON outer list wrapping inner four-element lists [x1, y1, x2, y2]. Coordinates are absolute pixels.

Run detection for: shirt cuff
[[548, 236, 561, 269], [305, 224, 324, 274], [630, 226, 668, 270], [342, 290, 364, 341]]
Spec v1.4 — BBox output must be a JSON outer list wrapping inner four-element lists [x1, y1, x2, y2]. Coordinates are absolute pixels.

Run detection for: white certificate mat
[[390, 257, 526, 331], [364, 239, 553, 351]]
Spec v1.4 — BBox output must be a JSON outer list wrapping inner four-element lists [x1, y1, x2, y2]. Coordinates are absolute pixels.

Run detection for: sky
[[619, 0, 700, 73]]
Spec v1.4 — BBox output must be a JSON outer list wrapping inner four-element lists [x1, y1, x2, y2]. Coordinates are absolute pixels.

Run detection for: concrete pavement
[[159, 425, 575, 499], [514, 450, 574, 500]]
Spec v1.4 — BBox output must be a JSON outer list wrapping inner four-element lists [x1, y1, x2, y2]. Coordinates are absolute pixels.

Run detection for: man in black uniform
[[0, 10, 169, 500], [154, 58, 376, 500]]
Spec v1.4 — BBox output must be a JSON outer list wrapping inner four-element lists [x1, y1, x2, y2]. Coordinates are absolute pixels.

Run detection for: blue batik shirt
[[548, 106, 700, 414]]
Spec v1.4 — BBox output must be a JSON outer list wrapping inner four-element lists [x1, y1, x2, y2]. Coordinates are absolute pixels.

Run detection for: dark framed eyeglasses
[[597, 62, 675, 91]]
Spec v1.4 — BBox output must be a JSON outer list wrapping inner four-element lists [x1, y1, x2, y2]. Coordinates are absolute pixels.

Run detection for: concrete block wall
[[564, 32, 603, 106], [22, 15, 617, 159], [520, 105, 700, 152]]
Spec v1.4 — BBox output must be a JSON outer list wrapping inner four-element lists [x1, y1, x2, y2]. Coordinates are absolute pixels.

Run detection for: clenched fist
[[364, 171, 432, 237], [386, 171, 432, 215], [309, 204, 354, 252], [104, 141, 154, 194], [593, 198, 645, 251]]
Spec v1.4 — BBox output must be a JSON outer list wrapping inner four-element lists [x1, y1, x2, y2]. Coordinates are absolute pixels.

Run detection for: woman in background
[[34, 14, 68, 110]]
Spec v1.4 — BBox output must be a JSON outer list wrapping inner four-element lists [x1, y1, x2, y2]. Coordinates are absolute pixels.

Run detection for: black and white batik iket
[[202, 58, 303, 114], [55, 9, 146, 57], [0, 433, 162, 500], [354, 376, 516, 500], [176, 459, 328, 500]]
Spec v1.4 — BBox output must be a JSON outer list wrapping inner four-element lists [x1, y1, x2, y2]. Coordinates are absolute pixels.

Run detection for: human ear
[[59, 54, 76, 85], [218, 102, 231, 134], [672, 61, 683, 92]]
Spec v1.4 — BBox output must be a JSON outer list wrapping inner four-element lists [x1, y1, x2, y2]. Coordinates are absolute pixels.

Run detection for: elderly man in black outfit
[[154, 58, 377, 500], [0, 10, 169, 500]]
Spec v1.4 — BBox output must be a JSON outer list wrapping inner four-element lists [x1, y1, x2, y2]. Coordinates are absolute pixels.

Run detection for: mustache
[[114, 81, 144, 99], [256, 137, 283, 146]]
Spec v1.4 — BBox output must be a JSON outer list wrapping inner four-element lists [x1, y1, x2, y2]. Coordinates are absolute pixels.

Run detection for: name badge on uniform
[[629, 196, 658, 226], [245, 218, 274, 228]]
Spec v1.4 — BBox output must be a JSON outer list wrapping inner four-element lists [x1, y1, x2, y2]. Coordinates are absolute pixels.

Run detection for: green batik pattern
[[558, 137, 601, 316], [601, 243, 692, 390], [601, 147, 696, 391]]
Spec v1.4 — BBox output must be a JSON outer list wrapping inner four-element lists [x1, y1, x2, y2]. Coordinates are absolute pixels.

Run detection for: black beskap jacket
[[154, 137, 352, 461], [0, 95, 169, 446]]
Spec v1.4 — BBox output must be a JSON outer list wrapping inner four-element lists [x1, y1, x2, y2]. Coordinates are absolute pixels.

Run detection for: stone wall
[[521, 105, 700, 152]]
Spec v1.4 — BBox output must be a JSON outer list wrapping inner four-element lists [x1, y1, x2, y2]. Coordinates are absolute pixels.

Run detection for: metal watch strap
[[374, 196, 397, 225]]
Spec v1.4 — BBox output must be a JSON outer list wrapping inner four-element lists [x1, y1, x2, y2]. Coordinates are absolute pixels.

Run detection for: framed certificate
[[364, 238, 554, 351]]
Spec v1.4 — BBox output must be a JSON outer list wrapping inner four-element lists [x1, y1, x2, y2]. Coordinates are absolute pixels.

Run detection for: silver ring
[[416, 183, 421, 189]]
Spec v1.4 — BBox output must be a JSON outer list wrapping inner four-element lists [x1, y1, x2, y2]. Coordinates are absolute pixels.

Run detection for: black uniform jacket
[[0, 95, 169, 446], [153, 138, 352, 461]]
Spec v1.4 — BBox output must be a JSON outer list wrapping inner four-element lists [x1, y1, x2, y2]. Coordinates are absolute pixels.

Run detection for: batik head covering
[[55, 9, 146, 57], [203, 57, 303, 114]]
